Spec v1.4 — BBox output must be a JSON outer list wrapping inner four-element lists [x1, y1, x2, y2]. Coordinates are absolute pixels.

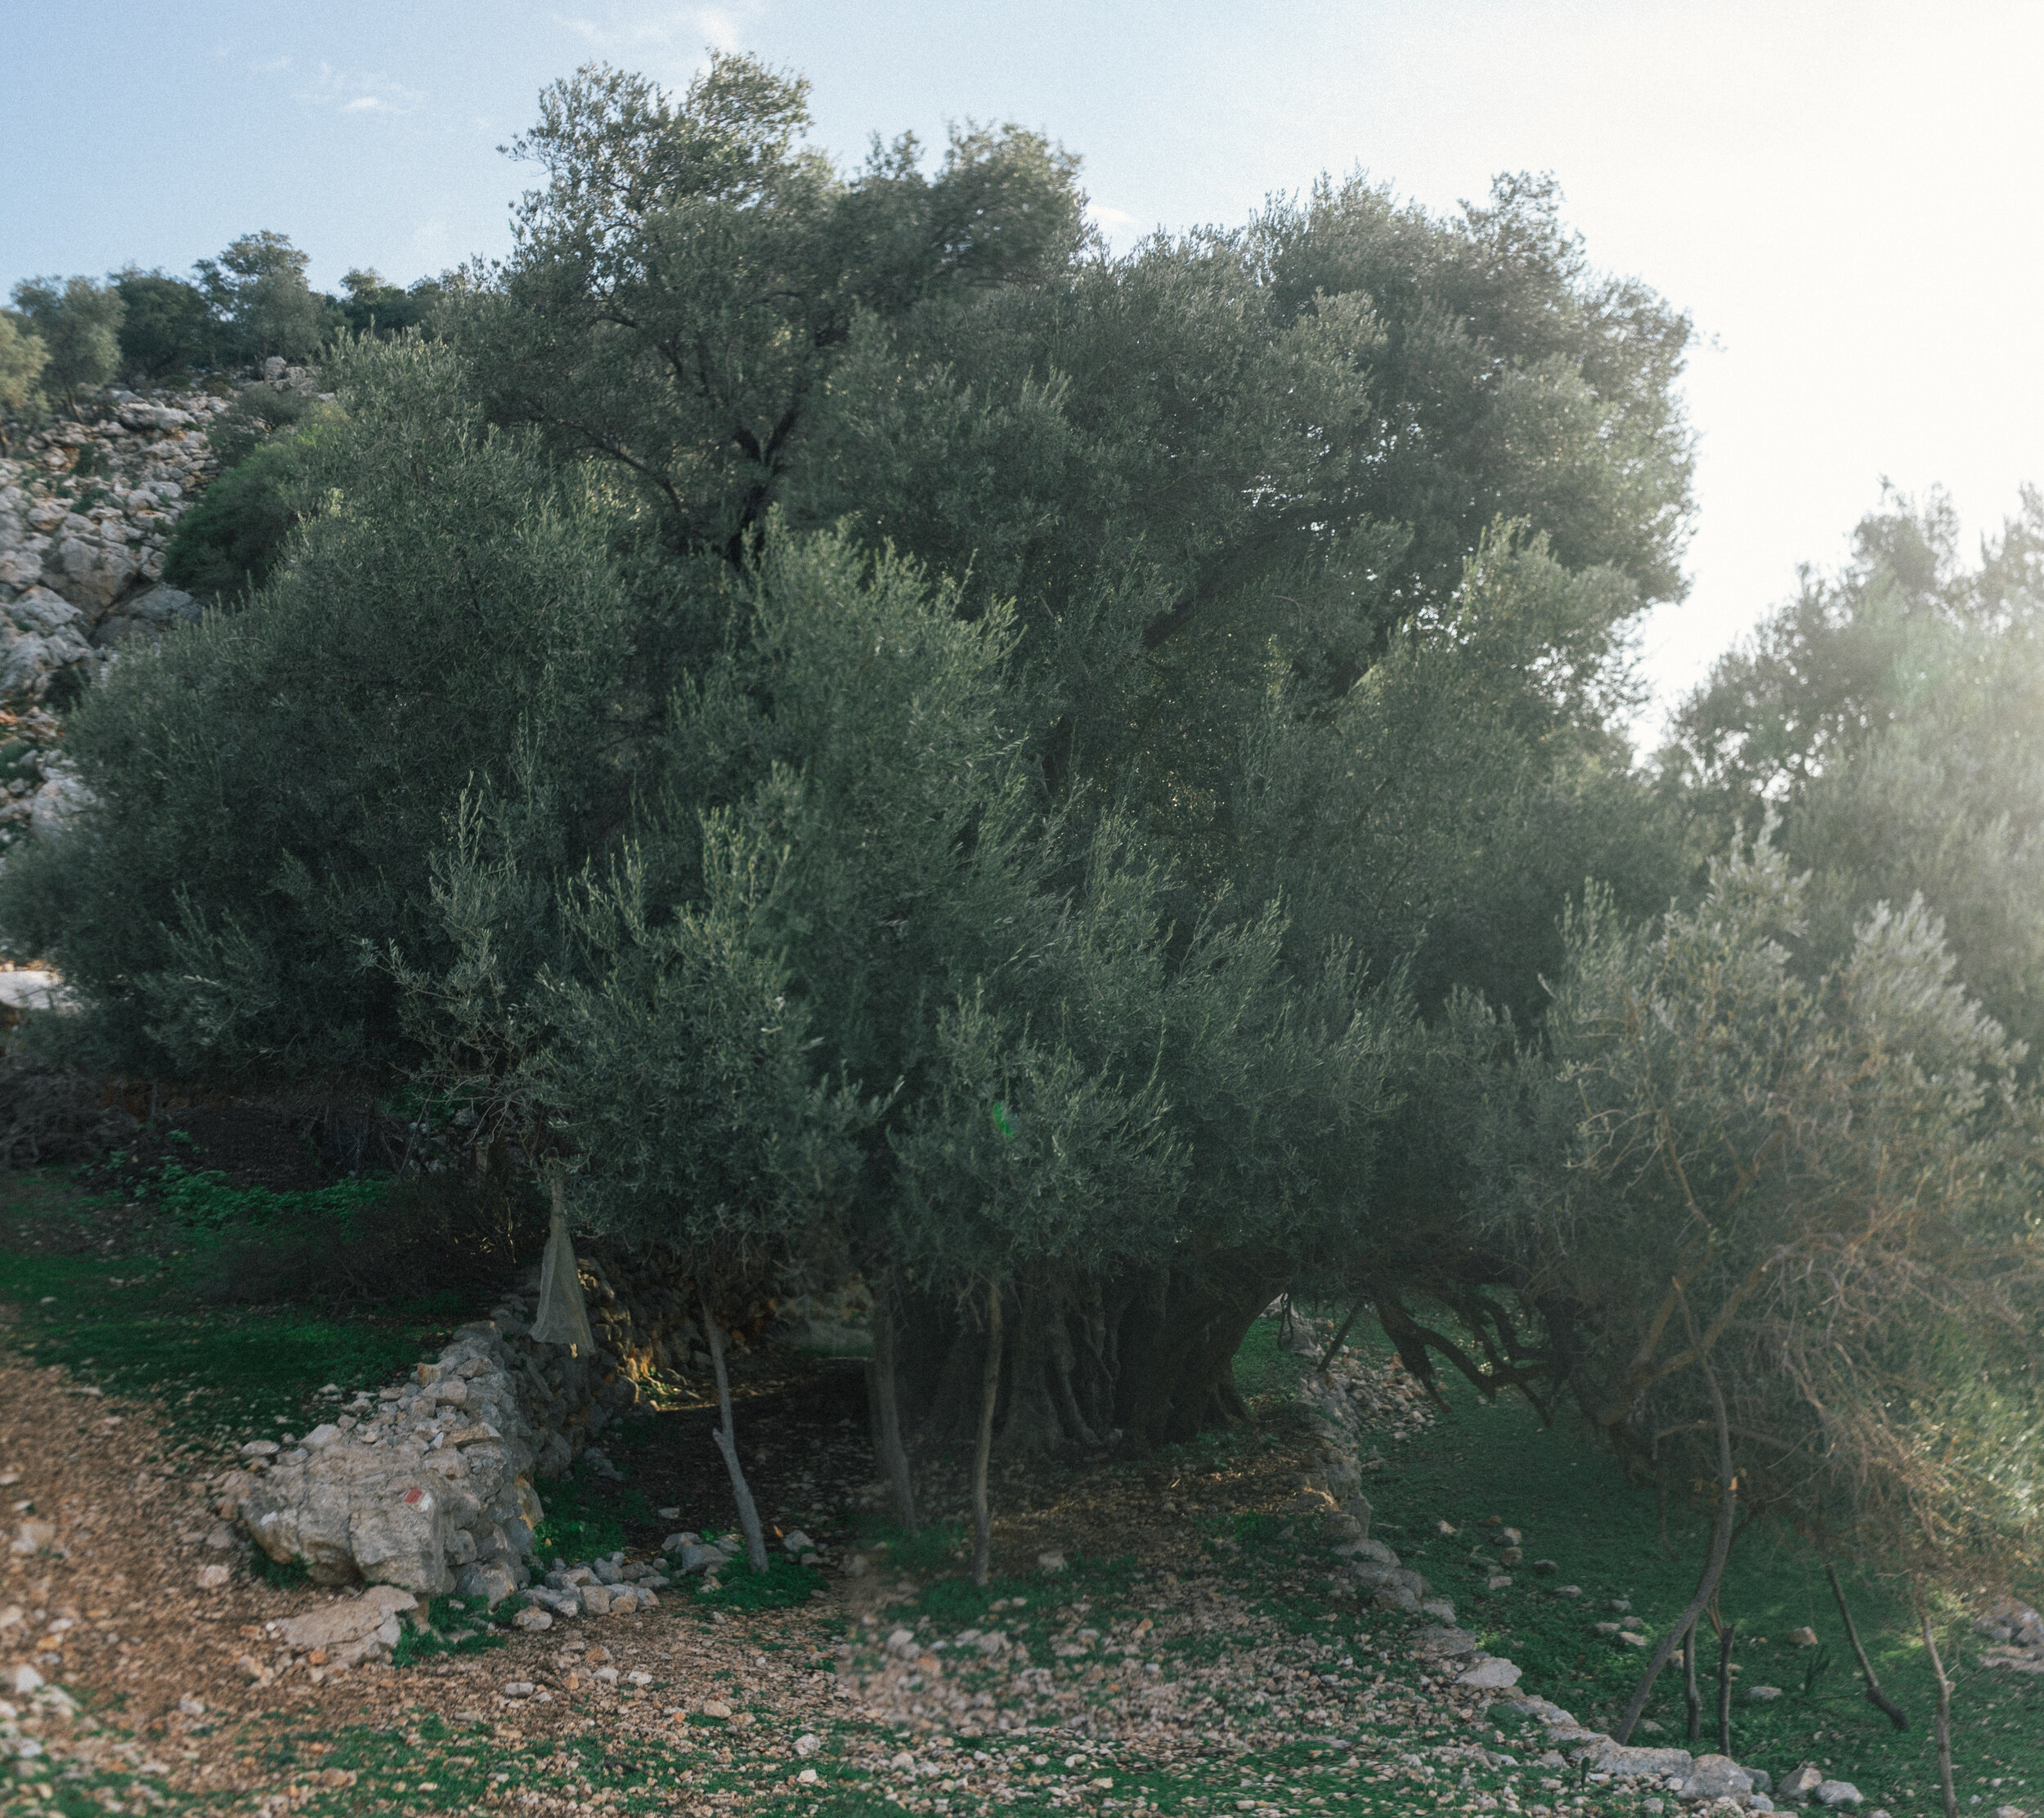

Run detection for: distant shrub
[[160, 434, 307, 598], [697, 1551, 827, 1610], [207, 383, 333, 469], [338, 267, 446, 340]]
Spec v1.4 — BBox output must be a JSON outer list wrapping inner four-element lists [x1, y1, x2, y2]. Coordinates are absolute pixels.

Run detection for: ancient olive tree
[[446, 56, 1701, 1458], [8, 59, 1709, 1508]]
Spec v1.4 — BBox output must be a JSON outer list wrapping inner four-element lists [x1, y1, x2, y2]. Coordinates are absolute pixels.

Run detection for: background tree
[[0, 335, 632, 1083], [196, 231, 331, 364], [111, 266, 212, 378], [0, 311, 47, 414], [337, 266, 446, 338], [1665, 486, 2044, 1059], [8, 276, 125, 407]]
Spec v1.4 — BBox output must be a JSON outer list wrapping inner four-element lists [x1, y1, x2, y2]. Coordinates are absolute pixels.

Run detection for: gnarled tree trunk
[[894, 1258, 1284, 1455]]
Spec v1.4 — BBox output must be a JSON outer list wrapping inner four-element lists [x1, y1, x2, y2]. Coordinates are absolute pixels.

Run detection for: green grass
[[696, 1548, 830, 1610], [845, 1516, 971, 1577], [1232, 1310, 1312, 1401], [114, 1154, 390, 1232], [1347, 1330, 2042, 1811], [387, 1594, 511, 1667], [7, 1196, 2031, 1818], [250, 1549, 312, 1590], [531, 1464, 653, 1561], [0, 1171, 475, 1449]]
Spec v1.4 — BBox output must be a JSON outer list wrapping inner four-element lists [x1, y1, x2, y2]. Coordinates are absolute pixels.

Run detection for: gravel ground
[[0, 1311, 1723, 1818]]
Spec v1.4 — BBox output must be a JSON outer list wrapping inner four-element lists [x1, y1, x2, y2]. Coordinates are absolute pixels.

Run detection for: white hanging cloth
[[530, 1171, 596, 1355]]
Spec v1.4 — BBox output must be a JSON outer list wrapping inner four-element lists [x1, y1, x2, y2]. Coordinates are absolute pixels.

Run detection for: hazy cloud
[[1087, 204, 1140, 249], [554, 3, 752, 69], [293, 60, 426, 117]]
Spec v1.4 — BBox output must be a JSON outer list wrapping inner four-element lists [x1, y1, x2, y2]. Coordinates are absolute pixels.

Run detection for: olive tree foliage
[[393, 521, 1412, 1449], [1471, 836, 2044, 1597], [1219, 525, 1692, 1359], [0, 336, 633, 1081], [0, 311, 48, 414], [455, 60, 1695, 815], [8, 276, 125, 406], [431, 63, 1703, 1451], [450, 57, 1087, 566], [1665, 487, 2044, 1061]]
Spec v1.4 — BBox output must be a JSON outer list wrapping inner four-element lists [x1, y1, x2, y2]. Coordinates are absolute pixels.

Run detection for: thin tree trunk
[[1826, 1562, 1908, 1730], [1915, 1583, 1957, 1818], [1318, 1301, 1365, 1375], [1616, 1339, 1738, 1744], [971, 1280, 1003, 1588], [1715, 1618, 1738, 1756], [699, 1282, 769, 1573], [870, 1280, 917, 1534], [1683, 1619, 1701, 1742]]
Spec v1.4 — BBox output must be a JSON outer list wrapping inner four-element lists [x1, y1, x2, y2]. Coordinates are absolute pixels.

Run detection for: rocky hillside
[[0, 360, 316, 853]]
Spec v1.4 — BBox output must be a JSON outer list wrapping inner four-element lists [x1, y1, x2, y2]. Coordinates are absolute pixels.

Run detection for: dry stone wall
[[230, 1290, 637, 1604], [226, 1246, 734, 1610], [225, 1238, 869, 1632]]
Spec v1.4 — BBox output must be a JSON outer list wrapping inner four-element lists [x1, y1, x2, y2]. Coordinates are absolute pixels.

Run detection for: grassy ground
[[3, 1171, 2035, 1818], [0, 1168, 475, 1451], [1357, 1331, 2037, 1814]]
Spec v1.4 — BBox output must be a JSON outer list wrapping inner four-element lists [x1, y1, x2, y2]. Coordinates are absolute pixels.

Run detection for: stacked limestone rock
[[1976, 1598, 2044, 1674], [549, 1243, 847, 1384], [231, 1289, 638, 1605], [0, 388, 226, 660], [1280, 1311, 1437, 1498], [1280, 1311, 1825, 1812], [225, 1237, 824, 1616], [0, 381, 233, 852], [576, 1247, 713, 1384]]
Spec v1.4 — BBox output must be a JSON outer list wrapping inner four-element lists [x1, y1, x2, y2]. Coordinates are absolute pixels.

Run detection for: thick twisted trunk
[[894, 1259, 1284, 1453]]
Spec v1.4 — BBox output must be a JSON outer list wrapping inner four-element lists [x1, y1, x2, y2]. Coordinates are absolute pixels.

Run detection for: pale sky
[[6, 0, 2040, 735]]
